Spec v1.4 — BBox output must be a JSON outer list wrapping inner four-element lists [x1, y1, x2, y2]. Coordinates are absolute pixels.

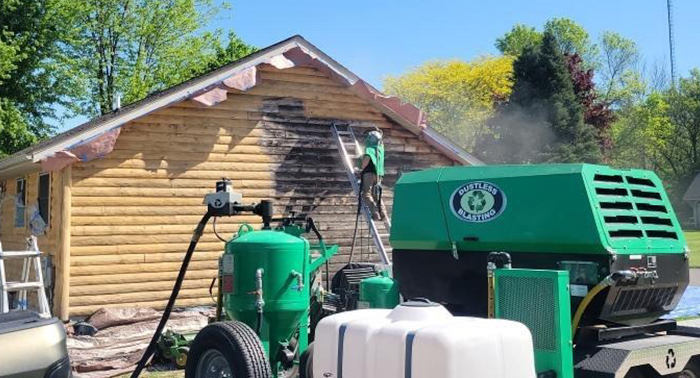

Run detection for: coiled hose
[[130, 212, 212, 378]]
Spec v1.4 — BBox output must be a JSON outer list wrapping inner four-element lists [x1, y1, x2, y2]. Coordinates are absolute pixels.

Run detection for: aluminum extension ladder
[[0, 236, 51, 318], [331, 122, 391, 266]]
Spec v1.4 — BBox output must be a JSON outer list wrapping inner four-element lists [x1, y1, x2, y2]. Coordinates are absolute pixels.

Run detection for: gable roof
[[0, 35, 481, 177]]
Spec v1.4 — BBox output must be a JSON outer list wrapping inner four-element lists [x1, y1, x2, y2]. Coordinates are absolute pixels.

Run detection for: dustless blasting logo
[[450, 181, 507, 222]]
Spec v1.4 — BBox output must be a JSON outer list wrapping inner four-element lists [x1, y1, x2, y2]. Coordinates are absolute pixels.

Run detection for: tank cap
[[400, 298, 440, 307]]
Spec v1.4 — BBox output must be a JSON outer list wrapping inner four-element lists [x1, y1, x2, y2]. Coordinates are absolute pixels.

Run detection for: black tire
[[185, 321, 272, 378], [675, 361, 700, 378], [624, 370, 645, 378], [299, 343, 314, 378]]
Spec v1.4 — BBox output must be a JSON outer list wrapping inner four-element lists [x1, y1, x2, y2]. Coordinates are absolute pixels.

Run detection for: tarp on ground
[[68, 307, 212, 378]]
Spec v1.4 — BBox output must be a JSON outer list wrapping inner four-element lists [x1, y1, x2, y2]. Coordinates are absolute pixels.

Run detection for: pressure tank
[[221, 225, 309, 358], [313, 300, 536, 378], [359, 271, 400, 309]]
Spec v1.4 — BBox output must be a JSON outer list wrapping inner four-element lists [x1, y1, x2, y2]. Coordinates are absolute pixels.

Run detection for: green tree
[[383, 56, 514, 151], [543, 18, 597, 63], [497, 18, 597, 65], [478, 31, 602, 164], [0, 0, 77, 156], [0, 0, 75, 137], [496, 24, 542, 56], [197, 31, 258, 75], [599, 31, 643, 106], [61, 0, 254, 116], [610, 92, 670, 171], [611, 70, 700, 209], [0, 99, 38, 157]]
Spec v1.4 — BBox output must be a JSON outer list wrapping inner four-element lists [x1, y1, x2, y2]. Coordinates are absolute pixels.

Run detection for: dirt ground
[[118, 369, 183, 378]]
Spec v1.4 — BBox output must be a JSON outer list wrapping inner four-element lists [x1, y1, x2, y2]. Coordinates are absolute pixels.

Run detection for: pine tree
[[476, 31, 602, 164]]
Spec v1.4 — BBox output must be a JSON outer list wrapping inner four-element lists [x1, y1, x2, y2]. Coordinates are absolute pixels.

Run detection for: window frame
[[15, 177, 26, 228]]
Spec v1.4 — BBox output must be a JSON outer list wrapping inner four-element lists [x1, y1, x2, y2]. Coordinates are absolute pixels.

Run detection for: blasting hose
[[348, 173, 365, 264], [130, 212, 212, 378]]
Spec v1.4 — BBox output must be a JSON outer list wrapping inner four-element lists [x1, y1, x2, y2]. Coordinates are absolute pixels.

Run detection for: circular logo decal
[[450, 181, 507, 222]]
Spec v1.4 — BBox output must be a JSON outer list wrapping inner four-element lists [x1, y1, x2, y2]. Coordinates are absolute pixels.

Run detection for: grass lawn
[[685, 230, 700, 267]]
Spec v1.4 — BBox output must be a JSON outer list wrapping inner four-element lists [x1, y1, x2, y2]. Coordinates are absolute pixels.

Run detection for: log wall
[[0, 168, 65, 315], [68, 65, 458, 316]]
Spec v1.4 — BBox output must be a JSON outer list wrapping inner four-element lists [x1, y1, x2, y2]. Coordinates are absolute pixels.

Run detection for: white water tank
[[313, 300, 536, 378]]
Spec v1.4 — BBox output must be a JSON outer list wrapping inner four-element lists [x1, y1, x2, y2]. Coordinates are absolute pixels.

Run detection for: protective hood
[[364, 132, 385, 176]]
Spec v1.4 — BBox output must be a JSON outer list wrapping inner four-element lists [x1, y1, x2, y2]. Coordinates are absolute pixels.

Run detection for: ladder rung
[[378, 234, 390, 238], [0, 251, 41, 258], [3, 282, 44, 291], [336, 131, 352, 135]]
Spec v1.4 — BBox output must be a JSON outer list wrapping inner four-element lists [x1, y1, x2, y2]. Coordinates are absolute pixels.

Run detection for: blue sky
[[60, 0, 699, 130], [221, 0, 698, 86]]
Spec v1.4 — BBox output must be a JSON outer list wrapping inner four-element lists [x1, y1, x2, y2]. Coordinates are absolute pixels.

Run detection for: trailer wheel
[[675, 361, 700, 378], [299, 343, 314, 378], [185, 321, 271, 378]]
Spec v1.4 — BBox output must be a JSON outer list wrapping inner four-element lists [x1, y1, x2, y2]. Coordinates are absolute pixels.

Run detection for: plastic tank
[[313, 300, 536, 378], [222, 226, 309, 358], [359, 271, 400, 309]]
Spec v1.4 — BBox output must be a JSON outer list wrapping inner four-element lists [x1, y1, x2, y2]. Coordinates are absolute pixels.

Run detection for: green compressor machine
[[131, 179, 338, 378], [390, 164, 700, 378]]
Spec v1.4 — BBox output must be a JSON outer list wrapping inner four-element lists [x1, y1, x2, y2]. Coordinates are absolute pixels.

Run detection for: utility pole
[[667, 0, 677, 87]]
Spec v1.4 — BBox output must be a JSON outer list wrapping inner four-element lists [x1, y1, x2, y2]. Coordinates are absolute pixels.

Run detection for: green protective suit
[[363, 132, 385, 177]]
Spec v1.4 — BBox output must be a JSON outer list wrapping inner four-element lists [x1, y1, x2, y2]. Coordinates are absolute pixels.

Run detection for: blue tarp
[[667, 286, 700, 319]]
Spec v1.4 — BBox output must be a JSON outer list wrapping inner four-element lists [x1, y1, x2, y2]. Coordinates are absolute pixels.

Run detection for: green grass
[[685, 230, 700, 268]]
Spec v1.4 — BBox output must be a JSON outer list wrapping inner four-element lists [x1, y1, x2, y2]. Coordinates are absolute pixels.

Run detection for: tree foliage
[[61, 0, 255, 115], [598, 31, 643, 106], [566, 53, 615, 155], [543, 18, 597, 63], [496, 24, 542, 57], [383, 56, 514, 151], [497, 18, 597, 65], [0, 0, 75, 134], [611, 71, 700, 208], [477, 32, 602, 164], [0, 0, 74, 155]]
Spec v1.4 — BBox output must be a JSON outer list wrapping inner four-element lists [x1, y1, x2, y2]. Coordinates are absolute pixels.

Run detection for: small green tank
[[359, 271, 400, 309], [220, 223, 336, 375]]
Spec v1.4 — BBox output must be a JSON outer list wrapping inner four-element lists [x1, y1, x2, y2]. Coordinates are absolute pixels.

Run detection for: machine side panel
[[390, 168, 452, 250], [437, 170, 605, 254]]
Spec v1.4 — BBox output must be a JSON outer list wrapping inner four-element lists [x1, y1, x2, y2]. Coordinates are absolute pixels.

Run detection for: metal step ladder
[[0, 236, 51, 318], [331, 122, 391, 266]]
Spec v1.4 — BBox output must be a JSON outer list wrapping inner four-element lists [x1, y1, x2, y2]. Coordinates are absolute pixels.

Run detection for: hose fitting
[[253, 268, 265, 335], [290, 270, 304, 292], [254, 268, 265, 311]]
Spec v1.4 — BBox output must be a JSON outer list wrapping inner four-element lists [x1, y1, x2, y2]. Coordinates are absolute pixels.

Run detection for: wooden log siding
[[68, 65, 456, 316], [0, 169, 63, 314]]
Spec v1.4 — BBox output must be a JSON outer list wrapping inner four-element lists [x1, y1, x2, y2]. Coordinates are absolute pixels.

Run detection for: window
[[15, 178, 26, 228], [38, 173, 50, 226]]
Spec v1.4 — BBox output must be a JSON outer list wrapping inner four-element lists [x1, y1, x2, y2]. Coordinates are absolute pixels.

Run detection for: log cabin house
[[0, 36, 480, 320]]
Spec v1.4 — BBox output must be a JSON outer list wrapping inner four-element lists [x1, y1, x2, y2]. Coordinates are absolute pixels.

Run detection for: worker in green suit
[[359, 128, 391, 229]]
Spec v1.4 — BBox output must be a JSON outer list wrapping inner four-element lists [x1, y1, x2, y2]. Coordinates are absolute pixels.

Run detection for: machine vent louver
[[592, 173, 677, 241], [611, 286, 677, 315]]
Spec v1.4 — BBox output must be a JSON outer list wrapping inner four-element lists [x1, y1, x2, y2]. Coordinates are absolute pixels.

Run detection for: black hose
[[348, 174, 364, 264], [255, 311, 263, 335], [130, 212, 212, 378]]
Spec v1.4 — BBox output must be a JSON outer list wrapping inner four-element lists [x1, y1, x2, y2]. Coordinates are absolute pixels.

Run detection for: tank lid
[[401, 298, 440, 308], [388, 298, 452, 322]]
